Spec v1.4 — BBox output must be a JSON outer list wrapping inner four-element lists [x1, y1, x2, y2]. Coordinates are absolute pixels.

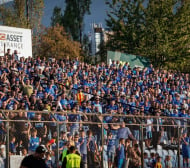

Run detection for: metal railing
[[0, 109, 189, 168]]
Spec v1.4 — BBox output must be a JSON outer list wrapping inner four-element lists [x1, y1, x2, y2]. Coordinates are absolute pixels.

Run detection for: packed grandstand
[[0, 52, 190, 168]]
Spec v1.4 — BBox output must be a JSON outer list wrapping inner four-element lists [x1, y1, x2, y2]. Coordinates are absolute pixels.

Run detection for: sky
[[0, 0, 12, 4], [42, 0, 108, 33], [0, 0, 108, 33]]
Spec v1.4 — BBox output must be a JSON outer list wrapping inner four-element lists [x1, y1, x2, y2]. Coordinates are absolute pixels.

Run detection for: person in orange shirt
[[155, 156, 162, 168]]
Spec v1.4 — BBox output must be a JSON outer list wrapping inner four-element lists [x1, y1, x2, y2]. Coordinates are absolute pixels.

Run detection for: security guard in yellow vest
[[62, 146, 84, 168]]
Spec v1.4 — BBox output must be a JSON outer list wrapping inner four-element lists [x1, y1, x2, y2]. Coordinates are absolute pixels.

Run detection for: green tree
[[51, 6, 63, 27], [0, 0, 43, 29], [170, 0, 190, 67], [105, 0, 190, 71], [142, 0, 177, 67], [62, 0, 91, 43], [142, 0, 190, 69], [106, 0, 145, 54]]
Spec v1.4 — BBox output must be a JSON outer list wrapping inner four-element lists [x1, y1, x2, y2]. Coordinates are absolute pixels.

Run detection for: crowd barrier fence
[[0, 110, 189, 168]]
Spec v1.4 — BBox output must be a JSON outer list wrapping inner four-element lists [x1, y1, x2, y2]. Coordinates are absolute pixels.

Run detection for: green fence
[[107, 51, 150, 68]]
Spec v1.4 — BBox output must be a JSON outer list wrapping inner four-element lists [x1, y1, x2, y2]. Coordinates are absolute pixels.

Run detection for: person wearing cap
[[62, 146, 83, 168], [20, 145, 47, 168]]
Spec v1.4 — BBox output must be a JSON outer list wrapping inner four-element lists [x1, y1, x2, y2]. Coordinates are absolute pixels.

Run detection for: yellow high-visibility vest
[[61, 149, 68, 162], [66, 153, 81, 168]]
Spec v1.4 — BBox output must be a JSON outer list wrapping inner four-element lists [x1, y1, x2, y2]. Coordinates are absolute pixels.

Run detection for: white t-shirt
[[144, 158, 150, 168], [146, 119, 153, 132]]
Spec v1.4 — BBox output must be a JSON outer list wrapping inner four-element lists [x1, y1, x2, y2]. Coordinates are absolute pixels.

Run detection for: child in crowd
[[21, 148, 28, 156], [124, 139, 131, 168], [67, 133, 74, 147], [164, 155, 172, 168], [149, 153, 156, 168], [9, 136, 17, 155], [45, 151, 54, 168], [107, 132, 116, 168], [28, 128, 41, 154], [155, 156, 162, 168], [116, 138, 125, 168], [144, 152, 150, 168]]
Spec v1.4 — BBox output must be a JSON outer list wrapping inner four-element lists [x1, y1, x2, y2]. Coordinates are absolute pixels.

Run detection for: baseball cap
[[35, 146, 46, 154], [48, 139, 56, 144]]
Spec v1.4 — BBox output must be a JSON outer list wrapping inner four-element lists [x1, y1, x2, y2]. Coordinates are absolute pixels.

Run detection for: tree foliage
[[105, 0, 190, 72], [0, 0, 44, 29], [51, 0, 91, 43], [106, 0, 145, 54], [62, 0, 91, 43], [37, 25, 82, 60], [142, 0, 177, 66], [50, 0, 92, 60], [0, 0, 44, 56], [51, 6, 63, 27]]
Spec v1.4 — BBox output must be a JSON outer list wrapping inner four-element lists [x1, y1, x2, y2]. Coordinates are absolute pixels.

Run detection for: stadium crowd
[[0, 49, 189, 168]]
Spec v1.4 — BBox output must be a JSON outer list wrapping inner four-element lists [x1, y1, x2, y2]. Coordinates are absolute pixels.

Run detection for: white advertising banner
[[10, 155, 25, 168], [0, 25, 32, 58]]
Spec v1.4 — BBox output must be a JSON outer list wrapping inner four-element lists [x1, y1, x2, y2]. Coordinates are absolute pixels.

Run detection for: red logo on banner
[[0, 33, 6, 40]]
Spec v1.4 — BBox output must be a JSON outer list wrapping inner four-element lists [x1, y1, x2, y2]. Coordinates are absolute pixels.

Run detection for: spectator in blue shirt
[[79, 130, 87, 164], [45, 83, 55, 96], [116, 138, 125, 168], [87, 130, 98, 168], [117, 122, 135, 141], [107, 132, 116, 168], [9, 136, 17, 155], [28, 129, 41, 154]]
